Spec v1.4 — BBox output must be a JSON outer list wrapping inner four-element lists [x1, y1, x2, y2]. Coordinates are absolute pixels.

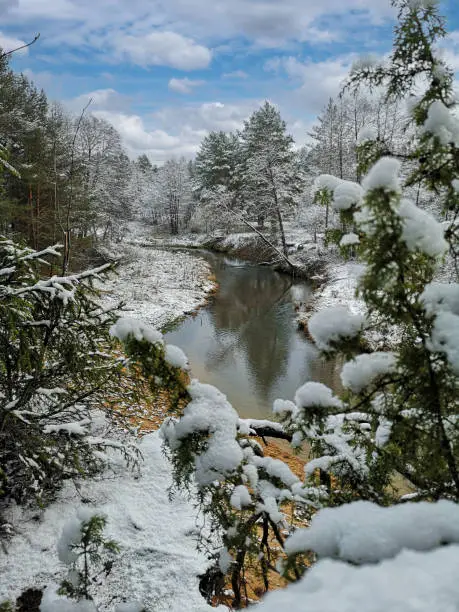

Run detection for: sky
[[1, 0, 459, 163]]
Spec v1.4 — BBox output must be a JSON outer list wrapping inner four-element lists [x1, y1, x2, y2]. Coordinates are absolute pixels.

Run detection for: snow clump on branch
[[164, 344, 189, 369], [161, 380, 243, 486], [308, 306, 367, 351], [362, 157, 402, 192], [357, 125, 378, 144], [427, 311, 459, 373], [420, 282, 459, 315], [284, 499, 459, 562], [313, 174, 342, 194], [422, 100, 459, 146], [256, 544, 459, 612], [340, 352, 398, 393], [109, 317, 163, 345], [333, 180, 363, 211], [398, 199, 448, 257], [340, 232, 360, 247]]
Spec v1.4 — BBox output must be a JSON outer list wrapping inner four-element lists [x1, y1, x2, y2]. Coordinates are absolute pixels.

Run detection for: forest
[[1, 0, 459, 610]]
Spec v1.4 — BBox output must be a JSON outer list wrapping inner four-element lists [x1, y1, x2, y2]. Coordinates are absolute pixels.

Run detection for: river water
[[164, 252, 341, 419]]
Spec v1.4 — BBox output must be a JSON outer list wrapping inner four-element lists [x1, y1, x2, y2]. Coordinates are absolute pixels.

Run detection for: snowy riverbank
[[98, 242, 216, 329], [302, 261, 365, 318]]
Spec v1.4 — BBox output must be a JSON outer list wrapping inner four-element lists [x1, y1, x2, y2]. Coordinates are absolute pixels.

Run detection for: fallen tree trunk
[[241, 217, 297, 272]]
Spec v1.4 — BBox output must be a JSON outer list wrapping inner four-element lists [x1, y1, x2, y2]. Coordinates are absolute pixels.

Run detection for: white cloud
[[154, 100, 259, 134], [21, 68, 55, 90], [0, 0, 18, 11], [0, 31, 27, 54], [2, 0, 395, 51], [266, 55, 355, 112], [67, 88, 134, 113], [114, 31, 212, 70], [91, 110, 204, 162], [93, 111, 180, 151], [77, 88, 117, 106], [80, 99, 260, 162], [168, 77, 204, 94], [223, 70, 248, 79], [6, 0, 78, 19]]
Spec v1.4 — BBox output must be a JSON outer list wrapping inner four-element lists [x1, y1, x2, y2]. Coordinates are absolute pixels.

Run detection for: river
[[164, 251, 341, 419]]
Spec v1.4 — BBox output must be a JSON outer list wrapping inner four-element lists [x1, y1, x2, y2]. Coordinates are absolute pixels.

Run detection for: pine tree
[[240, 101, 304, 255], [0, 239, 139, 505]]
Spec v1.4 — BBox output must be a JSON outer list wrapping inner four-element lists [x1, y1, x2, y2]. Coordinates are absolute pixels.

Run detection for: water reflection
[[164, 253, 338, 418]]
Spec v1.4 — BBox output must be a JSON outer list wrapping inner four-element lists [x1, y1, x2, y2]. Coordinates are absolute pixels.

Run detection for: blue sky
[[1, 0, 459, 163]]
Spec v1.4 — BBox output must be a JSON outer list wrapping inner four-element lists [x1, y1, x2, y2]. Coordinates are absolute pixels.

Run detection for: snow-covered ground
[[99, 243, 216, 329], [0, 432, 220, 611]]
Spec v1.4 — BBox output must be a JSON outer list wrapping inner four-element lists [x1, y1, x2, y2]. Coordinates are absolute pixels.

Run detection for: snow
[[340, 232, 360, 247], [357, 125, 377, 143], [230, 485, 252, 510], [375, 417, 392, 448], [257, 545, 459, 612], [422, 100, 459, 146], [294, 381, 342, 411], [109, 317, 164, 345], [452, 178, 459, 193], [284, 500, 459, 562], [0, 432, 220, 611], [340, 352, 397, 393], [252, 456, 299, 488], [408, 0, 439, 8], [40, 586, 97, 612], [272, 399, 297, 416], [115, 604, 144, 612], [218, 547, 233, 573], [43, 420, 90, 436], [420, 281, 459, 315], [398, 198, 448, 257], [308, 305, 367, 350], [305, 262, 366, 318], [313, 174, 342, 194], [427, 310, 459, 373], [164, 344, 189, 369], [362, 156, 401, 192], [99, 243, 215, 330], [238, 418, 285, 434], [332, 180, 363, 211], [160, 380, 243, 487], [57, 508, 102, 564]]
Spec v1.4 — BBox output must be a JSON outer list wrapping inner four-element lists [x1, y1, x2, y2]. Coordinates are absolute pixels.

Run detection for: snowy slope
[[0, 433, 219, 611]]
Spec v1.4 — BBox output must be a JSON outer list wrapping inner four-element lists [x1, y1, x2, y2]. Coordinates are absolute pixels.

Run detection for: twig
[[0, 33, 40, 59]]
